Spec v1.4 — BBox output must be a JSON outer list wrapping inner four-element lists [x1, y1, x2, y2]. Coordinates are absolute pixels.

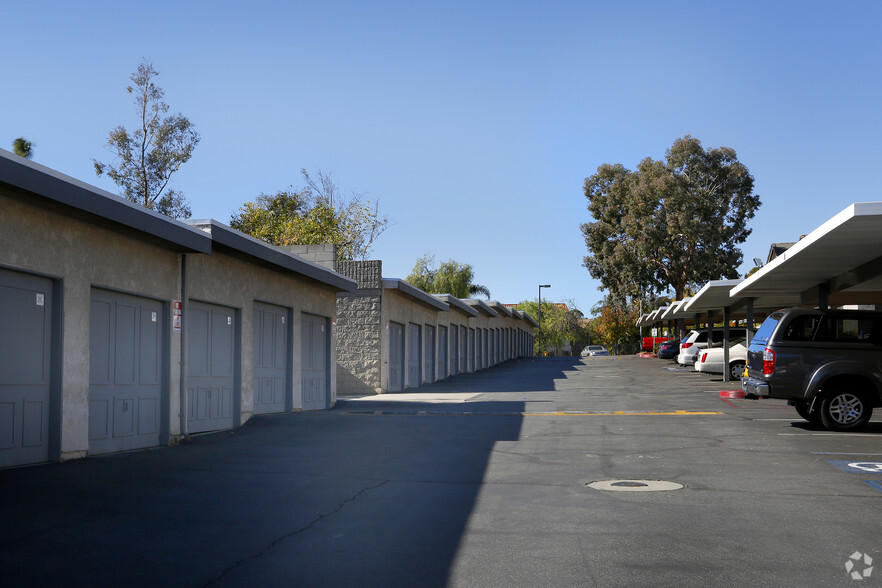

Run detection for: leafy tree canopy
[[94, 61, 199, 219], [230, 169, 389, 261], [405, 253, 490, 299], [581, 135, 761, 300], [12, 137, 33, 159], [517, 298, 588, 356], [590, 295, 641, 355]]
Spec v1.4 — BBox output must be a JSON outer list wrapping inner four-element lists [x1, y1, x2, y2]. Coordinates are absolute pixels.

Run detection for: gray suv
[[742, 308, 882, 431]]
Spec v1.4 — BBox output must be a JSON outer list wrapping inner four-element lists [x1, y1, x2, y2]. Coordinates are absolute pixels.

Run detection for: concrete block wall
[[281, 244, 338, 270], [335, 260, 384, 394]]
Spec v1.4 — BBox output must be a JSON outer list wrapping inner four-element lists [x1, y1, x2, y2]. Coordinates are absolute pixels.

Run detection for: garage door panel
[[254, 303, 288, 414], [188, 302, 237, 432], [139, 307, 160, 385], [0, 269, 53, 467], [301, 314, 329, 410], [89, 399, 109, 440], [89, 289, 164, 455], [22, 400, 44, 447], [0, 284, 49, 386], [138, 397, 157, 434], [0, 403, 14, 448], [388, 321, 404, 392], [89, 300, 113, 386], [189, 308, 210, 377], [114, 304, 137, 386], [211, 312, 234, 378], [112, 398, 135, 437]]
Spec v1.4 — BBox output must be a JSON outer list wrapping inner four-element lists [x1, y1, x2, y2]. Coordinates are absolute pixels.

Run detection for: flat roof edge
[[0, 149, 212, 254], [384, 279, 449, 311], [434, 294, 479, 317], [185, 220, 356, 291]]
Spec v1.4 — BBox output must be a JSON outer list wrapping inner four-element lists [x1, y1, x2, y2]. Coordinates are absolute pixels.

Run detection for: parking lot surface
[[3, 356, 882, 587]]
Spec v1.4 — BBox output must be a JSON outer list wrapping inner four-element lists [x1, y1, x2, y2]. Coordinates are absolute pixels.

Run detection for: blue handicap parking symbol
[[827, 460, 882, 474], [865, 481, 882, 492]]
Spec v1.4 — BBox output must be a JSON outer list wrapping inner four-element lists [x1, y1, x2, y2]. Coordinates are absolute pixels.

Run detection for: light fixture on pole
[[538, 284, 551, 356]]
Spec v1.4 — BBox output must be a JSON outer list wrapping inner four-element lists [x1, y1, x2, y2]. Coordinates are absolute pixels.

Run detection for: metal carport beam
[[731, 202, 882, 310]]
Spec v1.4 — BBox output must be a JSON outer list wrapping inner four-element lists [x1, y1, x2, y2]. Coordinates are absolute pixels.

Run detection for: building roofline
[[185, 219, 356, 292], [464, 298, 499, 317], [433, 294, 479, 317], [383, 279, 450, 311], [0, 149, 212, 254]]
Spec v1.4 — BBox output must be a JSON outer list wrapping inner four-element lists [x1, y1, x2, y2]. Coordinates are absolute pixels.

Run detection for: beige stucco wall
[[186, 251, 339, 417], [0, 193, 182, 461]]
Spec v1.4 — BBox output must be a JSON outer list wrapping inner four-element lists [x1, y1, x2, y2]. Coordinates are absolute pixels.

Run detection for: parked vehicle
[[694, 339, 747, 378], [677, 328, 746, 366], [581, 345, 610, 357], [641, 336, 672, 352], [657, 338, 680, 360], [742, 308, 882, 431]]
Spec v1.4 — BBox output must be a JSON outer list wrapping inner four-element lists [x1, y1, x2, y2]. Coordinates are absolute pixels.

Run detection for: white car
[[677, 328, 746, 366], [581, 345, 610, 357], [694, 341, 748, 379]]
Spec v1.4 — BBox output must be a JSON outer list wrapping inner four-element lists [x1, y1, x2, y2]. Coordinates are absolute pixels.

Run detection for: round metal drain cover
[[587, 480, 683, 492]]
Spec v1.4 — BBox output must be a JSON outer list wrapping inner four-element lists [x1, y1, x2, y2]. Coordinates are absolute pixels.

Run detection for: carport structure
[[731, 202, 882, 310], [638, 202, 882, 381]]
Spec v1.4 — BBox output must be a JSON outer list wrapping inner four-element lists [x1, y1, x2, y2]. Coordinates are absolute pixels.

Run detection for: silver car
[[581, 345, 610, 357]]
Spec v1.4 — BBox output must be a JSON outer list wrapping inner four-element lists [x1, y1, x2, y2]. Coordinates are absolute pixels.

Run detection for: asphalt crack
[[203, 479, 390, 586]]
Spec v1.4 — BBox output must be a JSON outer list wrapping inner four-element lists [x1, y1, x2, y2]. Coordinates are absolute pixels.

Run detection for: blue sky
[[3, 1, 880, 315]]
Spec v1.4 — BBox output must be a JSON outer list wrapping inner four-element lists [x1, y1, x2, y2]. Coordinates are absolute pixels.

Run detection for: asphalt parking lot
[[3, 356, 882, 587]]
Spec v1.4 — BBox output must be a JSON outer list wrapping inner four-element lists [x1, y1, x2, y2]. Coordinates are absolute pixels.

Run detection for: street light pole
[[538, 284, 551, 356]]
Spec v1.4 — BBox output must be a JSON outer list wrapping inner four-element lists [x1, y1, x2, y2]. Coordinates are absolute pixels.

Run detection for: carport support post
[[722, 306, 731, 382], [707, 311, 714, 347], [745, 298, 755, 346]]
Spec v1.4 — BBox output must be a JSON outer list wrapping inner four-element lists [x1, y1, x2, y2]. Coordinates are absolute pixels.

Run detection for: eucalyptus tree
[[581, 135, 761, 299], [94, 61, 199, 219]]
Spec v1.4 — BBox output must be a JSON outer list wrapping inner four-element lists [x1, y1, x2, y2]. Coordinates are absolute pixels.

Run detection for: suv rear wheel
[[793, 401, 821, 425], [819, 390, 872, 432]]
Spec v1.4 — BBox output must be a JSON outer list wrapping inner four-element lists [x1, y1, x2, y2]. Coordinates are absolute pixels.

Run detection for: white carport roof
[[731, 202, 882, 308], [683, 280, 743, 315], [663, 298, 693, 319]]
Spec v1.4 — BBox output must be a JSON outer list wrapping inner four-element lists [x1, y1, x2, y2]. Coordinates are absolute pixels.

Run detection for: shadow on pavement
[[0, 363, 551, 586]]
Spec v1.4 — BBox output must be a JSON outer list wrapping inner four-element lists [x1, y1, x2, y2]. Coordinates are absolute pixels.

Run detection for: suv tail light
[[762, 347, 776, 375], [700, 352, 708, 363], [682, 342, 693, 349]]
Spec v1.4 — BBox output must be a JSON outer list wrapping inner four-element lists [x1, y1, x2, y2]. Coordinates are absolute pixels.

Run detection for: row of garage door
[[0, 267, 330, 468], [387, 322, 527, 392]]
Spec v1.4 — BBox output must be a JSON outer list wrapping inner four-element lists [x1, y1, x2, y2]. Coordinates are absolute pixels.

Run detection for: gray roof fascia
[[383, 279, 449, 311], [488, 301, 513, 316], [185, 220, 356, 292], [434, 294, 479, 317], [517, 310, 539, 328], [464, 299, 499, 318], [0, 149, 212, 254]]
